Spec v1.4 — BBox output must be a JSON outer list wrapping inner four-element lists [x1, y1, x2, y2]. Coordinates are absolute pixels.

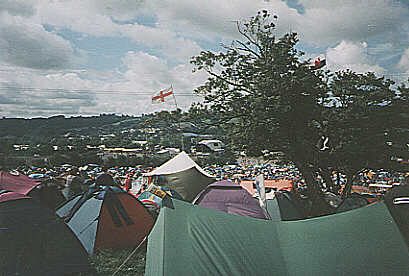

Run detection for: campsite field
[[91, 247, 147, 275]]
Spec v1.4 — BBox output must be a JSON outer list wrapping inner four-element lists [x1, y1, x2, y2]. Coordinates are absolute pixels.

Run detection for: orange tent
[[57, 186, 154, 254]]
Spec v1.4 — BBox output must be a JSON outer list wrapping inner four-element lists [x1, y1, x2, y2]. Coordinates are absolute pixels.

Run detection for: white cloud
[[145, 0, 408, 47], [89, 51, 207, 115], [121, 24, 173, 47], [295, 1, 407, 46], [35, 0, 122, 36], [19, 0, 409, 49], [397, 47, 409, 71], [162, 37, 202, 63], [0, 48, 206, 117], [0, 0, 35, 17], [394, 47, 409, 84], [150, 0, 297, 41], [326, 40, 387, 75], [121, 24, 202, 62], [120, 51, 207, 87], [87, 0, 147, 21], [0, 0, 407, 117], [0, 14, 74, 69], [0, 65, 98, 117]]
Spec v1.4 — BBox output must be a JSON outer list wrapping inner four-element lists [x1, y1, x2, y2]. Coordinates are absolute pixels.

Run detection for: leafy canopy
[[191, 10, 409, 201]]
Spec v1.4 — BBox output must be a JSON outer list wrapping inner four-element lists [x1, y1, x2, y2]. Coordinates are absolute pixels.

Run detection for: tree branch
[[236, 21, 264, 56], [206, 69, 253, 94], [234, 40, 261, 59]]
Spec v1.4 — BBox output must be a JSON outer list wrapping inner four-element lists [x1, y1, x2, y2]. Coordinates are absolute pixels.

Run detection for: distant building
[[13, 144, 30, 151], [196, 140, 224, 153], [98, 147, 144, 160]]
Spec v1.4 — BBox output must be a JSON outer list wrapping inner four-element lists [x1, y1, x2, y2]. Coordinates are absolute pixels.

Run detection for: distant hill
[[0, 114, 139, 138]]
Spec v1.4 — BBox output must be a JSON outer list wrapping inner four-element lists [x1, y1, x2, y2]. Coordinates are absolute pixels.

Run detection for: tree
[[0, 140, 13, 169], [191, 10, 409, 215], [316, 70, 407, 198], [191, 10, 327, 209]]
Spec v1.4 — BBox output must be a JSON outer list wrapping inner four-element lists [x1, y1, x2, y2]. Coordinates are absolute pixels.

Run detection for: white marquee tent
[[144, 152, 215, 201]]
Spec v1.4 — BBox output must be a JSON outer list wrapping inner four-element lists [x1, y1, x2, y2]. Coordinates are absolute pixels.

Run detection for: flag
[[312, 56, 326, 70], [152, 87, 174, 104]]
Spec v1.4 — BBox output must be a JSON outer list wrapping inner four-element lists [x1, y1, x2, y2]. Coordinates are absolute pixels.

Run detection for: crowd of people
[[13, 160, 408, 204], [204, 163, 304, 183]]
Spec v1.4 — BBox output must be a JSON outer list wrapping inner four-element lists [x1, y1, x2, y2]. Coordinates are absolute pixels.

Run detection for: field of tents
[[1, 152, 409, 275]]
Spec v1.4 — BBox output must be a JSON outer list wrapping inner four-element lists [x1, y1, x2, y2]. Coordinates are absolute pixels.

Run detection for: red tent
[[0, 190, 30, 203], [0, 170, 40, 195], [57, 186, 155, 254]]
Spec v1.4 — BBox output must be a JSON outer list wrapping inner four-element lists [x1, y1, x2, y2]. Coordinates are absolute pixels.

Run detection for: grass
[[90, 245, 147, 276]]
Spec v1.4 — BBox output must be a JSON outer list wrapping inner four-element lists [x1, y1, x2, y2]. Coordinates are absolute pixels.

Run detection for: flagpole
[[171, 85, 185, 152], [171, 84, 178, 110]]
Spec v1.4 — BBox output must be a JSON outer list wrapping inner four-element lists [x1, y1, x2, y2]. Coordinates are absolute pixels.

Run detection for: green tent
[[145, 199, 409, 275]]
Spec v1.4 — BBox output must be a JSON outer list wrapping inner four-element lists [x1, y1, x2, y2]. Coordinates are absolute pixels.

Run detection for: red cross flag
[[152, 87, 174, 104], [312, 55, 326, 70]]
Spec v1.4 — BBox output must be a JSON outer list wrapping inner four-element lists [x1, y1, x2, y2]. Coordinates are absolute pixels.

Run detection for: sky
[[1, 0, 409, 118]]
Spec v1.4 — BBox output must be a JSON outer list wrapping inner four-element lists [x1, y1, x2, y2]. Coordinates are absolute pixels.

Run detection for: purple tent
[[193, 180, 268, 219]]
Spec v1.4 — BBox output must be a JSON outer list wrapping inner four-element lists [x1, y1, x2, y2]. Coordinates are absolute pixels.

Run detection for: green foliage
[[191, 10, 409, 202], [191, 10, 326, 160], [191, 10, 328, 200], [324, 71, 401, 171], [195, 149, 237, 167]]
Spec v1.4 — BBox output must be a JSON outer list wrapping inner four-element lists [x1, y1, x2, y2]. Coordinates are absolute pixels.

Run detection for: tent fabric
[[266, 197, 282, 220], [0, 190, 30, 203], [0, 170, 39, 195], [0, 194, 91, 275], [138, 186, 183, 208], [145, 199, 409, 276], [145, 151, 213, 177], [193, 180, 268, 219], [56, 187, 155, 255], [144, 152, 215, 202], [335, 193, 369, 214], [384, 185, 409, 247], [28, 181, 66, 209], [266, 192, 305, 221]]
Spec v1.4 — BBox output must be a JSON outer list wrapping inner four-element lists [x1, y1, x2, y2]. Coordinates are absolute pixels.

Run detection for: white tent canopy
[[145, 152, 213, 177], [144, 152, 215, 201]]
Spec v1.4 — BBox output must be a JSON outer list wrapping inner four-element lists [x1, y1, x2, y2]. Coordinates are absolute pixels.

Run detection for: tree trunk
[[293, 162, 333, 217], [334, 172, 340, 194], [342, 171, 355, 199], [320, 168, 334, 193], [294, 161, 318, 198]]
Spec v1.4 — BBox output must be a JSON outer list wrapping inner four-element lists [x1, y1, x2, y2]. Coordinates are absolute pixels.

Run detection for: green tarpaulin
[[145, 199, 409, 276]]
